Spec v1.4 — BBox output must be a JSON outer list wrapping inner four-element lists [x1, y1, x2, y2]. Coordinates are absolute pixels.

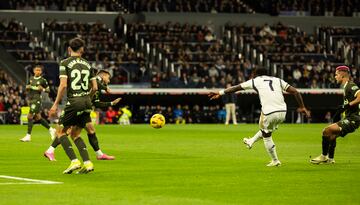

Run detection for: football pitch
[[0, 124, 359, 205]]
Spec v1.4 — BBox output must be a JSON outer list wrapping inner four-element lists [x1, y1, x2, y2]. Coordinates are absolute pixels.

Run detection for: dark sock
[[40, 118, 50, 129], [59, 135, 77, 160], [88, 133, 100, 152], [322, 136, 330, 156], [74, 137, 90, 162], [328, 139, 337, 159], [27, 119, 33, 134], [51, 137, 61, 148]]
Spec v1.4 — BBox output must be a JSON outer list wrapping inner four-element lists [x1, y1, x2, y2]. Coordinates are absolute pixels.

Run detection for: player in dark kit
[[20, 65, 56, 142], [44, 70, 121, 161], [311, 65, 360, 164], [49, 37, 98, 174]]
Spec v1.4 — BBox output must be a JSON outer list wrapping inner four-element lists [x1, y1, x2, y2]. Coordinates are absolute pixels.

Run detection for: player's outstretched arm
[[286, 86, 311, 118], [49, 77, 67, 117], [208, 84, 243, 100], [93, 98, 122, 108]]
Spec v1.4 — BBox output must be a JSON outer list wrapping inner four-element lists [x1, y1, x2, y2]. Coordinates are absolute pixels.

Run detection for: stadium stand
[[1, 0, 359, 16], [0, 0, 118, 11], [0, 69, 25, 124], [42, 18, 145, 84], [223, 22, 358, 88]]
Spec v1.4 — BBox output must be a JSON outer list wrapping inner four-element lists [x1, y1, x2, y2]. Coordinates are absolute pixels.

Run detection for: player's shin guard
[[322, 136, 330, 156], [27, 119, 33, 134], [74, 137, 90, 162], [328, 139, 336, 159], [59, 135, 77, 160], [263, 137, 278, 161], [40, 118, 50, 129], [88, 133, 100, 152]]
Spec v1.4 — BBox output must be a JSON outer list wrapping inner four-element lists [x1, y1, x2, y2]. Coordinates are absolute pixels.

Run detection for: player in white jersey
[[209, 68, 310, 166]]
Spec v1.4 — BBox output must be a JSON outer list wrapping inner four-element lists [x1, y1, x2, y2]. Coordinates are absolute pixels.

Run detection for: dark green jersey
[[92, 76, 111, 108], [343, 81, 360, 117], [59, 56, 96, 98], [27, 76, 48, 102]]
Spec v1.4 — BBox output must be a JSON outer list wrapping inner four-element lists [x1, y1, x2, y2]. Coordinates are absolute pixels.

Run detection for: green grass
[[0, 124, 359, 205]]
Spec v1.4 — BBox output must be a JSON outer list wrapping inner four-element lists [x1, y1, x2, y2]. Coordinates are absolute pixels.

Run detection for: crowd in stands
[[224, 22, 360, 88], [0, 0, 117, 11], [1, 0, 359, 16], [0, 70, 25, 124], [121, 0, 254, 13], [243, 0, 360, 16], [43, 18, 145, 84]]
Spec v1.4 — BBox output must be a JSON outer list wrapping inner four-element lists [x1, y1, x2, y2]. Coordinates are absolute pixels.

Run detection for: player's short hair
[[33, 64, 43, 71], [97, 69, 111, 77], [255, 68, 269, 76], [336, 65, 350, 73], [69, 37, 85, 52]]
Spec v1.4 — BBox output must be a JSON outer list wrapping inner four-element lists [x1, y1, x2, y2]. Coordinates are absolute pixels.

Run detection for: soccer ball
[[150, 114, 166, 129]]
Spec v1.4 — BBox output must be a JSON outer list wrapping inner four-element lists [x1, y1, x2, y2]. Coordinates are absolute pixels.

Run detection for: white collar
[[34, 76, 41, 79]]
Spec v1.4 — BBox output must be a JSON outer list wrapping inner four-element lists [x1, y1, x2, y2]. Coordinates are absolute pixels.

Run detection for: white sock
[[263, 136, 279, 161], [95, 150, 104, 156], [25, 134, 31, 138], [248, 130, 262, 146], [71, 159, 79, 163], [84, 160, 91, 165], [46, 146, 55, 153]]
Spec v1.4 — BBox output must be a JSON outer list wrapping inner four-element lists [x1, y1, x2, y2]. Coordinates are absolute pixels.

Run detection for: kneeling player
[[311, 66, 360, 164], [44, 70, 121, 161]]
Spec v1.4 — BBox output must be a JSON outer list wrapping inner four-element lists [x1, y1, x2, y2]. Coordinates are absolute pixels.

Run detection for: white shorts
[[259, 111, 286, 133]]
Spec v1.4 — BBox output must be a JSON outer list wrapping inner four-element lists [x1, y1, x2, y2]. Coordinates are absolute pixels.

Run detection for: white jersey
[[240, 75, 290, 115]]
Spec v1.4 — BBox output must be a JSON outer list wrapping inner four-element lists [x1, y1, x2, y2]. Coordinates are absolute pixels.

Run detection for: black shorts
[[337, 116, 360, 137], [59, 96, 92, 128], [29, 101, 41, 114]]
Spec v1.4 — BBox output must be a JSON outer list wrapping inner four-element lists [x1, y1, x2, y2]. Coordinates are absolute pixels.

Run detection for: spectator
[[173, 104, 185, 124], [222, 83, 238, 125], [105, 106, 117, 124]]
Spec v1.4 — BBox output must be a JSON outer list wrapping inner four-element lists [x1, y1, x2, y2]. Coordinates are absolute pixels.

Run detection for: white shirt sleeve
[[240, 79, 254, 90], [279, 79, 290, 91]]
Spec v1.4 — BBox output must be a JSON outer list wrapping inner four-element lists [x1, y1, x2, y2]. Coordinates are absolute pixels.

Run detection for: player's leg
[[71, 130, 94, 174], [262, 112, 285, 166], [57, 108, 82, 173], [243, 112, 264, 149], [73, 113, 94, 174], [44, 128, 72, 161], [262, 131, 280, 166], [85, 122, 115, 160], [231, 104, 237, 125], [225, 104, 230, 125], [311, 123, 340, 164], [20, 113, 34, 142], [36, 112, 56, 139], [57, 125, 82, 174]]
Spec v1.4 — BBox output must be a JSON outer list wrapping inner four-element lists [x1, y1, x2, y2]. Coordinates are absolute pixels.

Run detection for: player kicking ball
[[20, 65, 56, 142], [49, 37, 97, 174], [209, 68, 310, 166], [311, 66, 360, 164], [44, 70, 121, 161]]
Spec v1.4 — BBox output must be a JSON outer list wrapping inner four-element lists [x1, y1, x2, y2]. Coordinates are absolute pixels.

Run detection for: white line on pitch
[[0, 175, 63, 185]]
